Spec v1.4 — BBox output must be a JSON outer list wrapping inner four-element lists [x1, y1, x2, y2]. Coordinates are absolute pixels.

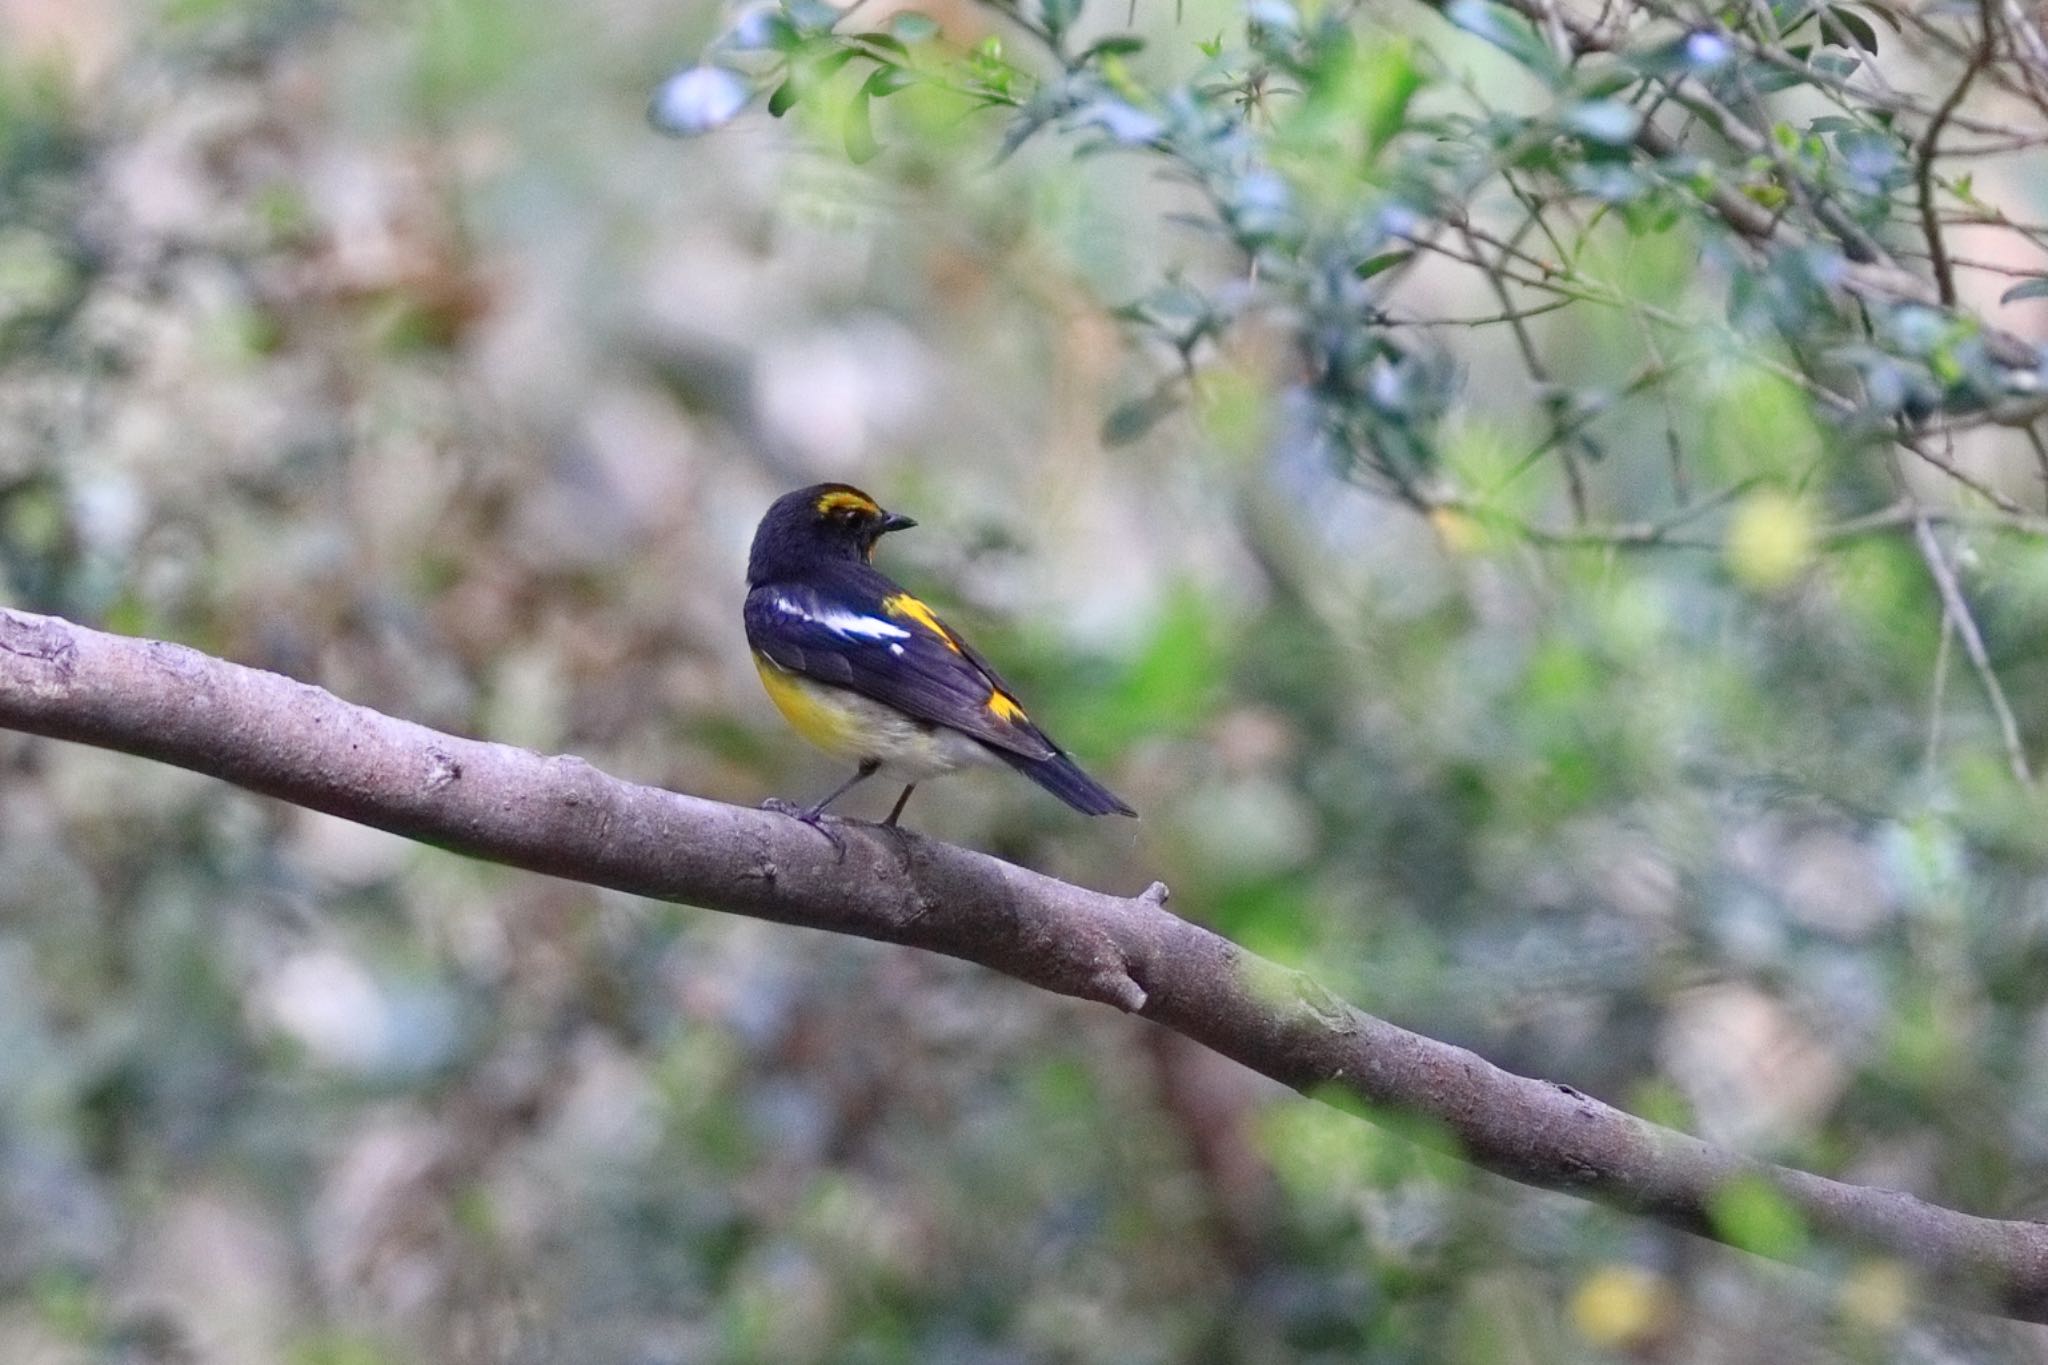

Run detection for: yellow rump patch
[[883, 593, 960, 653], [987, 689, 1028, 724], [815, 489, 880, 517]]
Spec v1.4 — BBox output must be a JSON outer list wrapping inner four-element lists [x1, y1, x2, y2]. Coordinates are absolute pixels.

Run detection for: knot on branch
[[0, 611, 76, 684], [424, 747, 463, 790]]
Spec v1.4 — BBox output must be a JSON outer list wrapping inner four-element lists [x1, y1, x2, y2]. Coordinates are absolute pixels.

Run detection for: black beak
[[878, 511, 918, 534]]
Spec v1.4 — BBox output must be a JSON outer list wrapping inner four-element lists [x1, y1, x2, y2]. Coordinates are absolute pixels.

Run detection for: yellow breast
[[754, 653, 872, 756]]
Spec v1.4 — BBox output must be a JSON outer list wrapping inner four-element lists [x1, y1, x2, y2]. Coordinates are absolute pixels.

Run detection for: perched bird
[[745, 483, 1136, 831]]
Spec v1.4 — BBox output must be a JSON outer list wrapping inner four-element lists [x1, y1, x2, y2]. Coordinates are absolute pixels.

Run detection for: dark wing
[[745, 578, 1056, 761]]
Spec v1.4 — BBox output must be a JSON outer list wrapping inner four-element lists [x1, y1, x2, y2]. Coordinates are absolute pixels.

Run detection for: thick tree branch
[[5, 607, 2048, 1319]]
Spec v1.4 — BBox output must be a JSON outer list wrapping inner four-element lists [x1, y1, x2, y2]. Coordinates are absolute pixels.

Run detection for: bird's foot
[[761, 798, 848, 859]]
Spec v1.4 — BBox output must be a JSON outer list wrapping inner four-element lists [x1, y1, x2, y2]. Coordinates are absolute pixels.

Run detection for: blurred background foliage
[[5, 0, 2048, 1358]]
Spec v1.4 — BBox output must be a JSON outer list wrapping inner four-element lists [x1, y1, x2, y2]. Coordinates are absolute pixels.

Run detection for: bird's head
[[747, 483, 917, 584]]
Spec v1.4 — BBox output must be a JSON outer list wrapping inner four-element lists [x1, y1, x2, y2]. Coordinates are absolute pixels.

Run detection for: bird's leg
[[883, 784, 917, 827], [804, 760, 880, 820], [763, 759, 879, 854]]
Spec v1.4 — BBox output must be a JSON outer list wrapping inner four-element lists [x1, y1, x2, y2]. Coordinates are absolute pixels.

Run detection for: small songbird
[[745, 483, 1136, 831]]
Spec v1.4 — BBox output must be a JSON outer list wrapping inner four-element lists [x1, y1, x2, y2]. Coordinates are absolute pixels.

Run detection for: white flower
[[650, 65, 750, 136]]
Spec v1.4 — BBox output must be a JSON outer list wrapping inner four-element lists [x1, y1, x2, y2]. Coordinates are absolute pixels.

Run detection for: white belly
[[835, 687, 999, 780]]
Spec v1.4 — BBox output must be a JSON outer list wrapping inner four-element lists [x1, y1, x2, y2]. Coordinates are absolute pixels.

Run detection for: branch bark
[[4, 607, 2048, 1318]]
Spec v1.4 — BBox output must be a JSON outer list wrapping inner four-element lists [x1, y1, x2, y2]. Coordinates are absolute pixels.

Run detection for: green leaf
[[968, 33, 1014, 95], [813, 47, 862, 80], [853, 31, 910, 56], [864, 64, 917, 97], [2000, 279, 2048, 304], [1102, 387, 1182, 445], [1818, 6, 1880, 50], [1354, 37, 1425, 152], [1575, 66, 1637, 99], [1356, 249, 1414, 279], [1082, 34, 1148, 58], [845, 85, 879, 162], [1444, 0, 1564, 82], [767, 77, 799, 116]]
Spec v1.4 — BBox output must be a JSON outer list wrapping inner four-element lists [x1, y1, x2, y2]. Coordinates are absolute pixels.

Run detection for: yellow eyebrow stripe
[[882, 593, 960, 653], [816, 490, 880, 516], [987, 689, 1028, 724]]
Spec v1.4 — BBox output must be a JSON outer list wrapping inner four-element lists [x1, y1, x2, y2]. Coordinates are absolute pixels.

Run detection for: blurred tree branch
[[6, 606, 2048, 1321], [682, 0, 2048, 530]]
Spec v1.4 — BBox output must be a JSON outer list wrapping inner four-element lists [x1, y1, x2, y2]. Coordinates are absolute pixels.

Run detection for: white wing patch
[[773, 595, 911, 641]]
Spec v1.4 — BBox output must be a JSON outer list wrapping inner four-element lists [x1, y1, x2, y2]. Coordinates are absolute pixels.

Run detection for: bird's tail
[[997, 749, 1137, 817]]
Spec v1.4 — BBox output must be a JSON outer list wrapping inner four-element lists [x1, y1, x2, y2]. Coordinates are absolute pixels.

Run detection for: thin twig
[[1927, 607, 1955, 776], [1399, 299, 1578, 327], [1908, 512, 2035, 784], [1458, 223, 1591, 520], [1917, 0, 2001, 307], [1901, 434, 2030, 514], [2027, 425, 2048, 499], [1823, 501, 2048, 539], [1430, 480, 1750, 550]]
